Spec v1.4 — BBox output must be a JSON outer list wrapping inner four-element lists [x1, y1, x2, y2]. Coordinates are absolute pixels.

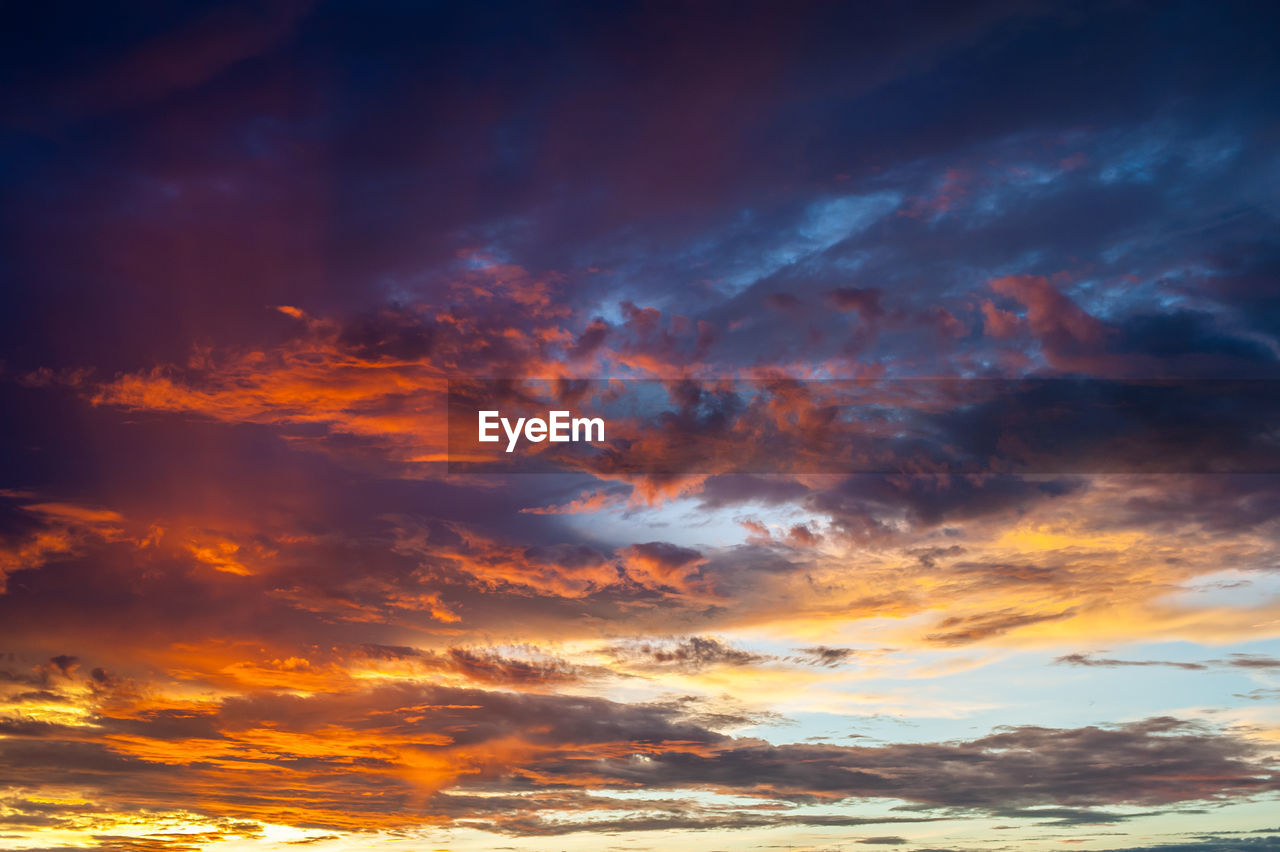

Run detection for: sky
[[2, 2, 1280, 851]]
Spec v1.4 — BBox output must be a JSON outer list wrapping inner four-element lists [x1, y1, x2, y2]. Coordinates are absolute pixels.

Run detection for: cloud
[[1057, 652, 1280, 672], [619, 542, 707, 591], [440, 647, 588, 688], [3, 669, 1276, 836], [793, 646, 859, 667], [0, 498, 134, 594], [2, 3, 1280, 848], [926, 608, 1079, 646], [606, 636, 772, 672]]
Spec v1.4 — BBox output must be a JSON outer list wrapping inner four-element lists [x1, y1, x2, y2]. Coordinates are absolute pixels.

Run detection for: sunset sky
[[2, 2, 1280, 851]]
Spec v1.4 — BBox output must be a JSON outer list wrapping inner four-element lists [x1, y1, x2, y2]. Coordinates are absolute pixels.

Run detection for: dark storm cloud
[[522, 542, 610, 572], [334, 309, 434, 362], [701, 471, 1083, 544], [567, 715, 1280, 810], [1112, 475, 1280, 533], [0, 1, 1276, 379], [806, 474, 1082, 534], [455, 376, 1280, 478], [697, 474, 812, 509]]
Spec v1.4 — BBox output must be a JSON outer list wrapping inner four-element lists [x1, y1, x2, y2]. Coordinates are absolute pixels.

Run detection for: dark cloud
[[927, 608, 1077, 646], [607, 636, 771, 672], [793, 646, 858, 667], [1057, 653, 1210, 671], [356, 643, 422, 661], [48, 655, 79, 677], [3, 674, 1276, 833], [442, 647, 585, 687], [807, 474, 1083, 536], [697, 474, 812, 509], [1113, 475, 1280, 533], [1057, 653, 1280, 673], [523, 542, 610, 572], [1223, 654, 1280, 670], [570, 715, 1279, 810], [1087, 836, 1280, 852], [335, 309, 434, 362], [827, 287, 885, 318]]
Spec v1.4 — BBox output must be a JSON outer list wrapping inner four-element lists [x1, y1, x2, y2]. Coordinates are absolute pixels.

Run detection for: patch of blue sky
[[1183, 133, 1244, 173], [711, 191, 901, 297], [827, 246, 874, 273], [1071, 276, 1137, 320], [1098, 134, 1172, 185], [985, 249, 1047, 281], [734, 638, 1279, 748], [799, 192, 901, 245], [1164, 262, 1230, 296], [1169, 568, 1280, 610], [382, 246, 506, 304], [581, 254, 734, 327], [1094, 125, 1243, 189], [584, 191, 900, 319], [555, 495, 755, 551], [1006, 164, 1062, 187], [589, 296, 633, 328], [1100, 238, 1140, 266], [969, 187, 1007, 222]]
